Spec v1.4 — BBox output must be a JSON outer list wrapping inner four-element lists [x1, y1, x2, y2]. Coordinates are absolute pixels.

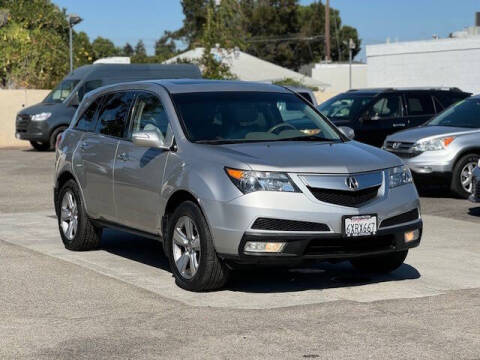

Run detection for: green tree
[[73, 31, 94, 67], [198, 1, 238, 79], [91, 36, 118, 59], [154, 31, 177, 60], [0, 0, 70, 88], [122, 42, 134, 57]]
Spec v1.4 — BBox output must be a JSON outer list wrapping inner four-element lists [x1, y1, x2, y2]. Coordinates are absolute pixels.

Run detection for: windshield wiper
[[272, 136, 342, 142]]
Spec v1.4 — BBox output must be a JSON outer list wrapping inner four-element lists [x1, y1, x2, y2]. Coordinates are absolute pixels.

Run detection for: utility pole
[[325, 0, 330, 62], [68, 14, 83, 73], [347, 38, 356, 89]]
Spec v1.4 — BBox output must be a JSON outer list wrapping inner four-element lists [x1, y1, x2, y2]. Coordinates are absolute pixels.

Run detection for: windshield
[[317, 93, 375, 120], [428, 99, 480, 128], [43, 79, 80, 103], [171, 92, 343, 144]]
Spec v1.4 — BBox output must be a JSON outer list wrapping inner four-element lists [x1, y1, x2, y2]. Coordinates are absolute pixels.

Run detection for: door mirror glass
[[338, 126, 355, 139], [132, 130, 170, 149]]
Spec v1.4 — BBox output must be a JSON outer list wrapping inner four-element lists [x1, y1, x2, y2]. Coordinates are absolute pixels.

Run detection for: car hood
[[196, 140, 402, 174], [18, 102, 63, 116], [386, 126, 474, 143]]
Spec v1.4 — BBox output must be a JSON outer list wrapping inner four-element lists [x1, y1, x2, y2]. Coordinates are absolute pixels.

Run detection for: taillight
[[55, 131, 64, 150]]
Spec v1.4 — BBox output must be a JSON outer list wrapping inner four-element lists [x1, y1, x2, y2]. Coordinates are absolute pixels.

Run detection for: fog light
[[244, 241, 285, 253], [404, 230, 420, 243]]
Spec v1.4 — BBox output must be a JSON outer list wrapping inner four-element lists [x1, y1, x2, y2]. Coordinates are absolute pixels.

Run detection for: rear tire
[[350, 250, 408, 274], [165, 201, 229, 291], [451, 153, 479, 198], [30, 141, 50, 151], [57, 179, 102, 251]]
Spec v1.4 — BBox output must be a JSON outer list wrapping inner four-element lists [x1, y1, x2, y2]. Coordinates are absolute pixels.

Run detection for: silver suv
[[54, 80, 422, 291], [384, 95, 480, 198]]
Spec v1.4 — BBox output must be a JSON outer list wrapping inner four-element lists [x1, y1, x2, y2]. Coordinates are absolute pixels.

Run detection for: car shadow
[[468, 207, 480, 217], [99, 228, 421, 293]]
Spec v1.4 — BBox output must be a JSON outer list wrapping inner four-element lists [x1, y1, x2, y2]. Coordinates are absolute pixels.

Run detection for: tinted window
[[172, 92, 341, 143], [428, 99, 480, 128], [298, 92, 314, 103], [130, 92, 169, 140], [96, 92, 134, 138], [76, 98, 101, 132], [318, 94, 374, 120], [435, 92, 470, 108], [366, 95, 403, 119], [405, 94, 434, 116]]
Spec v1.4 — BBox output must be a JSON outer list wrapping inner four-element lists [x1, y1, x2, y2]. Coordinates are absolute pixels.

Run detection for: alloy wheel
[[172, 216, 201, 279], [460, 161, 477, 193], [60, 190, 78, 240]]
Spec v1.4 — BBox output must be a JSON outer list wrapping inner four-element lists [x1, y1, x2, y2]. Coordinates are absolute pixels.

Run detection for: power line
[[246, 34, 325, 43]]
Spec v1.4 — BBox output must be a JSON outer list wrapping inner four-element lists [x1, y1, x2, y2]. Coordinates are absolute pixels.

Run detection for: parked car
[[15, 63, 201, 151], [469, 161, 480, 203], [54, 79, 422, 291], [384, 96, 480, 198], [317, 88, 471, 147], [285, 86, 318, 106]]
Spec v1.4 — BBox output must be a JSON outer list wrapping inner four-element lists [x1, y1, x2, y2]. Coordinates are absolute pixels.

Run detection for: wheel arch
[[162, 190, 204, 237]]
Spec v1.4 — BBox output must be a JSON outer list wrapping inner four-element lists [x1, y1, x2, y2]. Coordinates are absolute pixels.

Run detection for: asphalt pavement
[[0, 149, 479, 359]]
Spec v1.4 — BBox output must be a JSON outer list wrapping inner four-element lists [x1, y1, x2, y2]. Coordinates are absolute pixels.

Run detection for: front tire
[[165, 201, 229, 291], [49, 126, 67, 150], [30, 141, 50, 151], [451, 153, 479, 198], [57, 179, 102, 251], [350, 250, 408, 274]]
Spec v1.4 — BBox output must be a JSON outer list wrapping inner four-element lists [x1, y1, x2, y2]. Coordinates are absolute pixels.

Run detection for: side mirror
[[338, 126, 355, 139], [69, 92, 80, 107], [132, 130, 170, 150]]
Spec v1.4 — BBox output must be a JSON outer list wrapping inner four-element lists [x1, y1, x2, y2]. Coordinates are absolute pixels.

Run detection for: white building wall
[[311, 63, 367, 93], [367, 37, 480, 94]]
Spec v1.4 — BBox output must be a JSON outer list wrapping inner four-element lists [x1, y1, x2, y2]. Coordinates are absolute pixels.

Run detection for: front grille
[[384, 141, 414, 151], [16, 114, 30, 131], [304, 235, 395, 256], [384, 141, 420, 159], [307, 186, 380, 207], [251, 218, 329, 232], [380, 208, 419, 228]]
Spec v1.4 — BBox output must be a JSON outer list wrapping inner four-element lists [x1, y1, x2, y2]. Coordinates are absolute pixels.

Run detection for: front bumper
[[15, 116, 50, 142], [202, 175, 421, 259], [385, 149, 455, 175], [220, 220, 422, 265]]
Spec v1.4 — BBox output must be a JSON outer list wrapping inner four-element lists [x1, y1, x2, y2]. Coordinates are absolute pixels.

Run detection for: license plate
[[344, 215, 377, 237]]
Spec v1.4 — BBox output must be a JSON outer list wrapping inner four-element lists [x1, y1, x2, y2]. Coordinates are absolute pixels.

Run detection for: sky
[[53, 0, 480, 61]]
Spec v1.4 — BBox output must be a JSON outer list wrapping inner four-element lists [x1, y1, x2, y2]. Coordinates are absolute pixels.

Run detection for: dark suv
[[317, 88, 471, 147]]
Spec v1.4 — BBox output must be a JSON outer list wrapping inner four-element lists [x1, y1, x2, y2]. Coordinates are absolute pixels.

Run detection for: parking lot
[[1, 148, 480, 359]]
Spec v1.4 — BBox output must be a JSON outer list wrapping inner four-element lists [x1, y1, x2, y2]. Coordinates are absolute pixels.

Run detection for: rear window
[[405, 94, 434, 116], [435, 92, 471, 108]]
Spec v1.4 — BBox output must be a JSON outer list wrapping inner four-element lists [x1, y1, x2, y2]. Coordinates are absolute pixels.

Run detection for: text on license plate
[[344, 215, 377, 237]]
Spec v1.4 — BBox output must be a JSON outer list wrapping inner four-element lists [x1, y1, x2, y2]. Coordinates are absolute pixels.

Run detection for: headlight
[[225, 168, 300, 194], [31, 112, 52, 121], [389, 166, 413, 188], [411, 136, 455, 152]]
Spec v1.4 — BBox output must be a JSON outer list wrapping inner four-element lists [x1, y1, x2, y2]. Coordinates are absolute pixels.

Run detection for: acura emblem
[[346, 176, 359, 191]]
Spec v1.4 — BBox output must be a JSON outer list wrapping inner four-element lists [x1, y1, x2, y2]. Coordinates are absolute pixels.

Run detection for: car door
[[113, 90, 172, 234], [78, 92, 134, 221], [355, 94, 405, 147], [403, 92, 436, 128]]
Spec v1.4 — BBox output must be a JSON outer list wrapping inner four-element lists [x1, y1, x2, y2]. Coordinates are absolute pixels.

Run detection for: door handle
[[117, 152, 129, 161], [393, 123, 406, 127], [79, 141, 88, 151]]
